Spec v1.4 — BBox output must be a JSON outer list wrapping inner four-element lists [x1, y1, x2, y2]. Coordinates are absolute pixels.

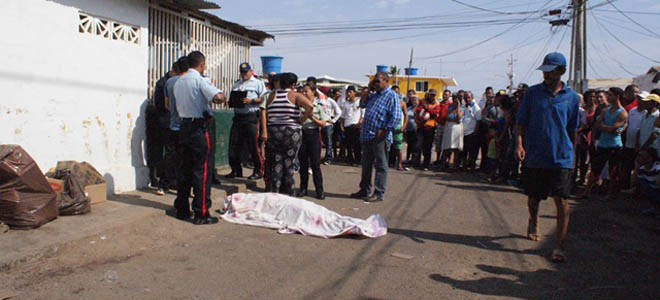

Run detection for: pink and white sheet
[[220, 193, 387, 238]]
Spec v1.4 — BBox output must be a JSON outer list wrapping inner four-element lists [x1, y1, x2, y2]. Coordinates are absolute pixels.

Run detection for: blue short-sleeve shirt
[[173, 69, 222, 118], [516, 82, 580, 169]]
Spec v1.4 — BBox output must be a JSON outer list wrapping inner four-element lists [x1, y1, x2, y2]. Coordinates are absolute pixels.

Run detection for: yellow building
[[367, 74, 458, 98]]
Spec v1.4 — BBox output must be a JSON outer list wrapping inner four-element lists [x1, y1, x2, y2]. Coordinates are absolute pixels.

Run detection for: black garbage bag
[[0, 145, 58, 229], [54, 169, 90, 216]]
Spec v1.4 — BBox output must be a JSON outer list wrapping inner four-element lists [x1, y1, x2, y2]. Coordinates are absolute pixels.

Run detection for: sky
[[209, 0, 660, 92]]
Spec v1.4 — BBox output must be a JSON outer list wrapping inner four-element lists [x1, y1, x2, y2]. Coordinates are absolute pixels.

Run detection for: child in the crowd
[[636, 147, 660, 218], [486, 128, 498, 181]]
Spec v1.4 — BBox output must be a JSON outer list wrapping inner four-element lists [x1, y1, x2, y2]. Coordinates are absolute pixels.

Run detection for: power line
[[606, 0, 660, 38], [602, 14, 660, 39], [592, 9, 660, 16], [589, 3, 660, 63], [247, 0, 555, 30], [265, 18, 545, 36], [448, 0, 552, 15], [521, 27, 560, 82], [554, 24, 570, 52], [415, 0, 558, 60]]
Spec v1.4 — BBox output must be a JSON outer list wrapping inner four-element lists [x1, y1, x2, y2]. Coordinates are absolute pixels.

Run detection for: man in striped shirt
[[350, 72, 403, 202]]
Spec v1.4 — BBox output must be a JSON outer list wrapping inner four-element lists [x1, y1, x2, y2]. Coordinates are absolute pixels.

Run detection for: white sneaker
[[156, 188, 165, 196]]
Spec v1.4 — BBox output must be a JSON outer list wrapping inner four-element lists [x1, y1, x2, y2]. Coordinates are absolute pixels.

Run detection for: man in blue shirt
[[350, 72, 402, 202], [172, 51, 226, 225], [515, 52, 579, 263]]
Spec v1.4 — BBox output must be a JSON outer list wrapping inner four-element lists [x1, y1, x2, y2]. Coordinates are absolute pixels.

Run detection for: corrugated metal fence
[[147, 4, 251, 109]]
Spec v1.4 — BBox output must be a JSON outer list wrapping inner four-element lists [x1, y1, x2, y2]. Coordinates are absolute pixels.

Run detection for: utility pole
[[569, 0, 587, 92], [407, 48, 413, 93], [507, 54, 517, 94]]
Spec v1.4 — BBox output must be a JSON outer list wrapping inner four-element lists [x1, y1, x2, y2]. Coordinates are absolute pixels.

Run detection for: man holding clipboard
[[225, 63, 267, 180]]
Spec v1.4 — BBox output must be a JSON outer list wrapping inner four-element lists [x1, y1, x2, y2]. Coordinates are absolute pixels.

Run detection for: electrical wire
[[589, 3, 660, 63], [247, 0, 554, 30], [448, 0, 551, 15], [521, 27, 560, 82], [554, 23, 570, 52], [605, 0, 660, 38], [415, 0, 559, 60], [592, 9, 660, 16], [589, 10, 644, 76]]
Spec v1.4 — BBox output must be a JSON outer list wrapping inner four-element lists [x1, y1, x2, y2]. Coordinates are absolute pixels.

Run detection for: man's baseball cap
[[641, 93, 660, 103], [239, 62, 251, 73], [537, 52, 567, 72]]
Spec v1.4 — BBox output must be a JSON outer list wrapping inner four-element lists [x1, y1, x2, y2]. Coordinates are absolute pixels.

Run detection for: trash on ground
[[47, 161, 106, 211], [0, 145, 58, 229], [103, 270, 118, 282], [391, 252, 414, 260], [0, 222, 9, 234], [220, 193, 387, 238]]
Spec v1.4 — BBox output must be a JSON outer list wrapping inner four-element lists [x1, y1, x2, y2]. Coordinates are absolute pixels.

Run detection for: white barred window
[[78, 13, 140, 44]]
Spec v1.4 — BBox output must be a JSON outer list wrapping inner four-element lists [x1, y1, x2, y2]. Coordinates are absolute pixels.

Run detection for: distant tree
[[389, 66, 400, 85]]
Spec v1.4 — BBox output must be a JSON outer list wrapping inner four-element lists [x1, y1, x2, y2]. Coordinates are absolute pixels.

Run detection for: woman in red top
[[414, 90, 441, 170]]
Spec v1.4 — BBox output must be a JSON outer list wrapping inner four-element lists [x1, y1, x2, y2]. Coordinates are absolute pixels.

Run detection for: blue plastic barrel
[[404, 68, 418, 75], [261, 56, 283, 74], [376, 65, 388, 73]]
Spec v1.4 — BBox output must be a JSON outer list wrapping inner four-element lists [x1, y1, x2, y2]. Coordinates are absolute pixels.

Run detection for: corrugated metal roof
[[157, 0, 273, 45], [172, 0, 220, 9]]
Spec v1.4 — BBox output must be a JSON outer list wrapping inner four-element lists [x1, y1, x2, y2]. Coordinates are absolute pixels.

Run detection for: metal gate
[[148, 4, 251, 108]]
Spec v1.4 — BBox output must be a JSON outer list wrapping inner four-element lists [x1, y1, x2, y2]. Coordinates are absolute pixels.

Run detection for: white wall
[[0, 0, 150, 193]]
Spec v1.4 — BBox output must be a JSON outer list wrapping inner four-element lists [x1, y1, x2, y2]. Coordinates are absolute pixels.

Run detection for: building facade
[[367, 74, 458, 98], [0, 0, 270, 194]]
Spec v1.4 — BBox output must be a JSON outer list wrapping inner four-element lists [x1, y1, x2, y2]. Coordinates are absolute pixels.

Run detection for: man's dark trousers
[[174, 119, 214, 216], [359, 137, 390, 199], [299, 129, 324, 192], [228, 113, 263, 176]]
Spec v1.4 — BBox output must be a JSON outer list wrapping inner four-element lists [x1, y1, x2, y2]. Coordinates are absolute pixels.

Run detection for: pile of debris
[[0, 145, 106, 230]]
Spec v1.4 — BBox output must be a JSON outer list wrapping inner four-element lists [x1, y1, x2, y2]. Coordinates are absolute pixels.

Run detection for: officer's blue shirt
[[164, 75, 181, 131], [516, 81, 579, 169], [231, 75, 267, 114], [173, 69, 222, 118]]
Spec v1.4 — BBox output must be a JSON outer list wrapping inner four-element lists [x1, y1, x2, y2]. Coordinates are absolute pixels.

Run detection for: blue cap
[[537, 52, 567, 72], [239, 62, 251, 73]]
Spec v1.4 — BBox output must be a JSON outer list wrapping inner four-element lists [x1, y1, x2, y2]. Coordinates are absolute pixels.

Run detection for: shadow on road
[[425, 181, 660, 299], [108, 194, 171, 211], [388, 228, 540, 256]]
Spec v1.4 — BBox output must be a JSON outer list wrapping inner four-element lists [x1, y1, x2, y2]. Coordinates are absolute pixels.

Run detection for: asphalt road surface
[[2, 164, 659, 299]]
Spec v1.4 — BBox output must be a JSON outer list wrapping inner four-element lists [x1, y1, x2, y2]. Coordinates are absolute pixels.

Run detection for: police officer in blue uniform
[[172, 51, 226, 225], [225, 63, 267, 180]]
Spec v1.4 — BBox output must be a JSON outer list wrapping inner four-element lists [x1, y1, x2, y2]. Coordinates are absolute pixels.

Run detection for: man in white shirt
[[620, 97, 644, 190], [318, 90, 342, 164], [340, 86, 364, 165], [460, 91, 482, 170]]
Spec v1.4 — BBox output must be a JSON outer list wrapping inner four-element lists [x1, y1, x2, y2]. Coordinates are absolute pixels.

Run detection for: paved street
[[1, 164, 659, 299]]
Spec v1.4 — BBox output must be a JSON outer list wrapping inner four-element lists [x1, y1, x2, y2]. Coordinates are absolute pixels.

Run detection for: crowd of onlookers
[[313, 82, 660, 217], [145, 50, 660, 225]]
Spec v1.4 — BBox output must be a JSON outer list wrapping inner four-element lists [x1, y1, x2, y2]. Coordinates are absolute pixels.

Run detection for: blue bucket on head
[[404, 68, 418, 75], [376, 65, 388, 73], [261, 56, 283, 74]]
